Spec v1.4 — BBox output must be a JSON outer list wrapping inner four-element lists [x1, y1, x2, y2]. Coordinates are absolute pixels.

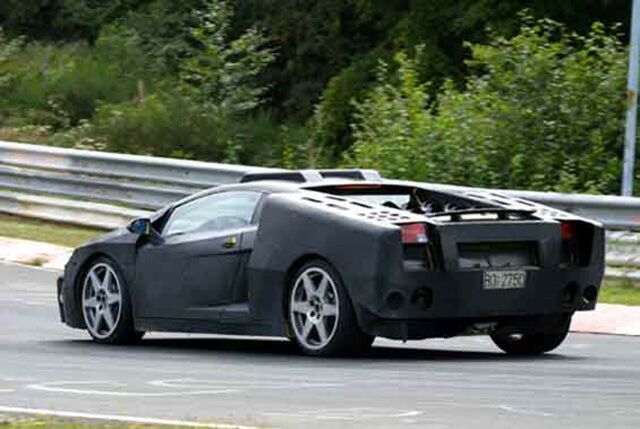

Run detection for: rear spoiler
[[241, 169, 381, 183], [426, 208, 536, 222]]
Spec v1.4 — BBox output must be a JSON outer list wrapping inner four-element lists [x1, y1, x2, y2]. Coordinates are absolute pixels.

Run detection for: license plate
[[483, 270, 526, 290]]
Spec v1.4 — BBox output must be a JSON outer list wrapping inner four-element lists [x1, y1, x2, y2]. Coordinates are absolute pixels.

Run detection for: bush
[[308, 53, 380, 162], [0, 1, 279, 165], [88, 94, 226, 160], [211, 111, 314, 168], [0, 38, 150, 129], [346, 16, 629, 194]]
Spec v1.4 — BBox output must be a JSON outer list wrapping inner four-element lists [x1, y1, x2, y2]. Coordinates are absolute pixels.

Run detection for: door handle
[[223, 236, 238, 249]]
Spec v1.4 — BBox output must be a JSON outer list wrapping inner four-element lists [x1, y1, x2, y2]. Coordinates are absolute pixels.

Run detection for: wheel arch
[[73, 252, 128, 328], [280, 253, 375, 355]]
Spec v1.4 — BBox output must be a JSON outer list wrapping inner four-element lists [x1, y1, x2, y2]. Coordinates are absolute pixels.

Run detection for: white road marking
[[26, 381, 238, 397], [263, 407, 423, 421], [0, 298, 49, 306], [0, 406, 264, 428], [391, 400, 556, 417], [1, 377, 36, 382], [27, 379, 343, 397], [148, 378, 342, 390], [498, 405, 553, 417], [0, 389, 14, 393]]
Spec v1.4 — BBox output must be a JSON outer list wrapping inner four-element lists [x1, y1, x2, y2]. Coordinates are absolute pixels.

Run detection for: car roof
[[212, 178, 396, 194], [240, 169, 381, 184]]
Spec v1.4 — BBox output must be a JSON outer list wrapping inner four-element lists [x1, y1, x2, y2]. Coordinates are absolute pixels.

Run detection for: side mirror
[[128, 218, 152, 236]]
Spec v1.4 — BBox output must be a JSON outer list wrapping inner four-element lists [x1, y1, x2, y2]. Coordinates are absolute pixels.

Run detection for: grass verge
[[599, 278, 640, 306], [0, 418, 184, 428], [0, 213, 105, 248]]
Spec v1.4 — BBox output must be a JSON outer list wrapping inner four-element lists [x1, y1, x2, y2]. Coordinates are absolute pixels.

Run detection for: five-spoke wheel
[[288, 260, 373, 356], [80, 257, 143, 344]]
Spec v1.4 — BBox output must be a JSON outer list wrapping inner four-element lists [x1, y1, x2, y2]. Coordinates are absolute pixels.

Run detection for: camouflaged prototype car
[[58, 170, 604, 356]]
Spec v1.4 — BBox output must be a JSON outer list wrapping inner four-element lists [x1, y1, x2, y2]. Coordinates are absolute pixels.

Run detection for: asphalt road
[[1, 261, 639, 429]]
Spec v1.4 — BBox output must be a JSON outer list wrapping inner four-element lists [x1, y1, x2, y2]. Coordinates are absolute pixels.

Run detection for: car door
[[134, 190, 263, 321]]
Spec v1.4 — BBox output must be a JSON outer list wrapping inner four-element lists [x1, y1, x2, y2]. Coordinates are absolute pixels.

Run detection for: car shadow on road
[[56, 336, 584, 362], [362, 344, 581, 362]]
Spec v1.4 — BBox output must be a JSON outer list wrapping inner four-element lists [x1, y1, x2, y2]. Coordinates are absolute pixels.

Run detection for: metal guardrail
[[0, 140, 281, 209], [0, 140, 638, 280], [0, 140, 279, 187], [0, 164, 190, 210], [0, 190, 150, 229], [606, 231, 640, 280], [502, 190, 640, 230]]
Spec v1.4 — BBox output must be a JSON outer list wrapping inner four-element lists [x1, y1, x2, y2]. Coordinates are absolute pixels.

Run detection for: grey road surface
[[0, 261, 639, 429]]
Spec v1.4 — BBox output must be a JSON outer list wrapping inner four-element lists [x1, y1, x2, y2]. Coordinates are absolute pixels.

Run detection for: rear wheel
[[81, 257, 144, 344], [288, 260, 373, 356], [490, 315, 572, 355]]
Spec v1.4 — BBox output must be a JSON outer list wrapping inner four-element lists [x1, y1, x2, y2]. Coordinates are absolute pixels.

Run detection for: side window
[[162, 191, 262, 237]]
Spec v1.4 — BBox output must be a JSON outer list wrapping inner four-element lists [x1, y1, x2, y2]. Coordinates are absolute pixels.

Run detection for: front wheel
[[288, 260, 373, 356], [80, 257, 144, 345], [490, 315, 572, 355]]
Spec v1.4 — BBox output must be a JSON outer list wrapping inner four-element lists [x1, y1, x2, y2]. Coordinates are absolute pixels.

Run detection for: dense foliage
[[347, 18, 628, 194], [0, 0, 636, 194]]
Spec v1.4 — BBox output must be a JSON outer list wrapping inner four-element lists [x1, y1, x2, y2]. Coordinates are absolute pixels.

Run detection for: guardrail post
[[623, 0, 640, 196]]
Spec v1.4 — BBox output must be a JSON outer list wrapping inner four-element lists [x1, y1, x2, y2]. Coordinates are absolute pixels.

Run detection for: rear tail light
[[559, 221, 593, 267], [400, 223, 437, 270], [561, 222, 576, 241], [560, 221, 578, 266], [400, 223, 429, 244]]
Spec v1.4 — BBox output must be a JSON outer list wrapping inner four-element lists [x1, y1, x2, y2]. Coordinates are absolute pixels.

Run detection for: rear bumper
[[403, 265, 600, 317], [353, 264, 603, 338]]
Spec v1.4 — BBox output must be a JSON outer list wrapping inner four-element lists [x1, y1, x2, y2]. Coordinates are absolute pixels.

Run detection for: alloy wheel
[[290, 267, 340, 351], [82, 263, 123, 340]]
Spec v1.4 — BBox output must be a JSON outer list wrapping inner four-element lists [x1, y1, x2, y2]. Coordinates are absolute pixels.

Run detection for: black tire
[[490, 315, 572, 355], [287, 259, 374, 356], [79, 256, 144, 345]]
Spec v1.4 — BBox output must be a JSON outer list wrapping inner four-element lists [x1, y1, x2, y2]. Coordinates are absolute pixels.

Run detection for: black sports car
[[57, 170, 604, 356]]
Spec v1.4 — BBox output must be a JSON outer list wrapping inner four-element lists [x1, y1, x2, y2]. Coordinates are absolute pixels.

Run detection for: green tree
[[347, 16, 628, 194], [82, 0, 274, 162], [0, 0, 146, 42], [179, 1, 274, 116]]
